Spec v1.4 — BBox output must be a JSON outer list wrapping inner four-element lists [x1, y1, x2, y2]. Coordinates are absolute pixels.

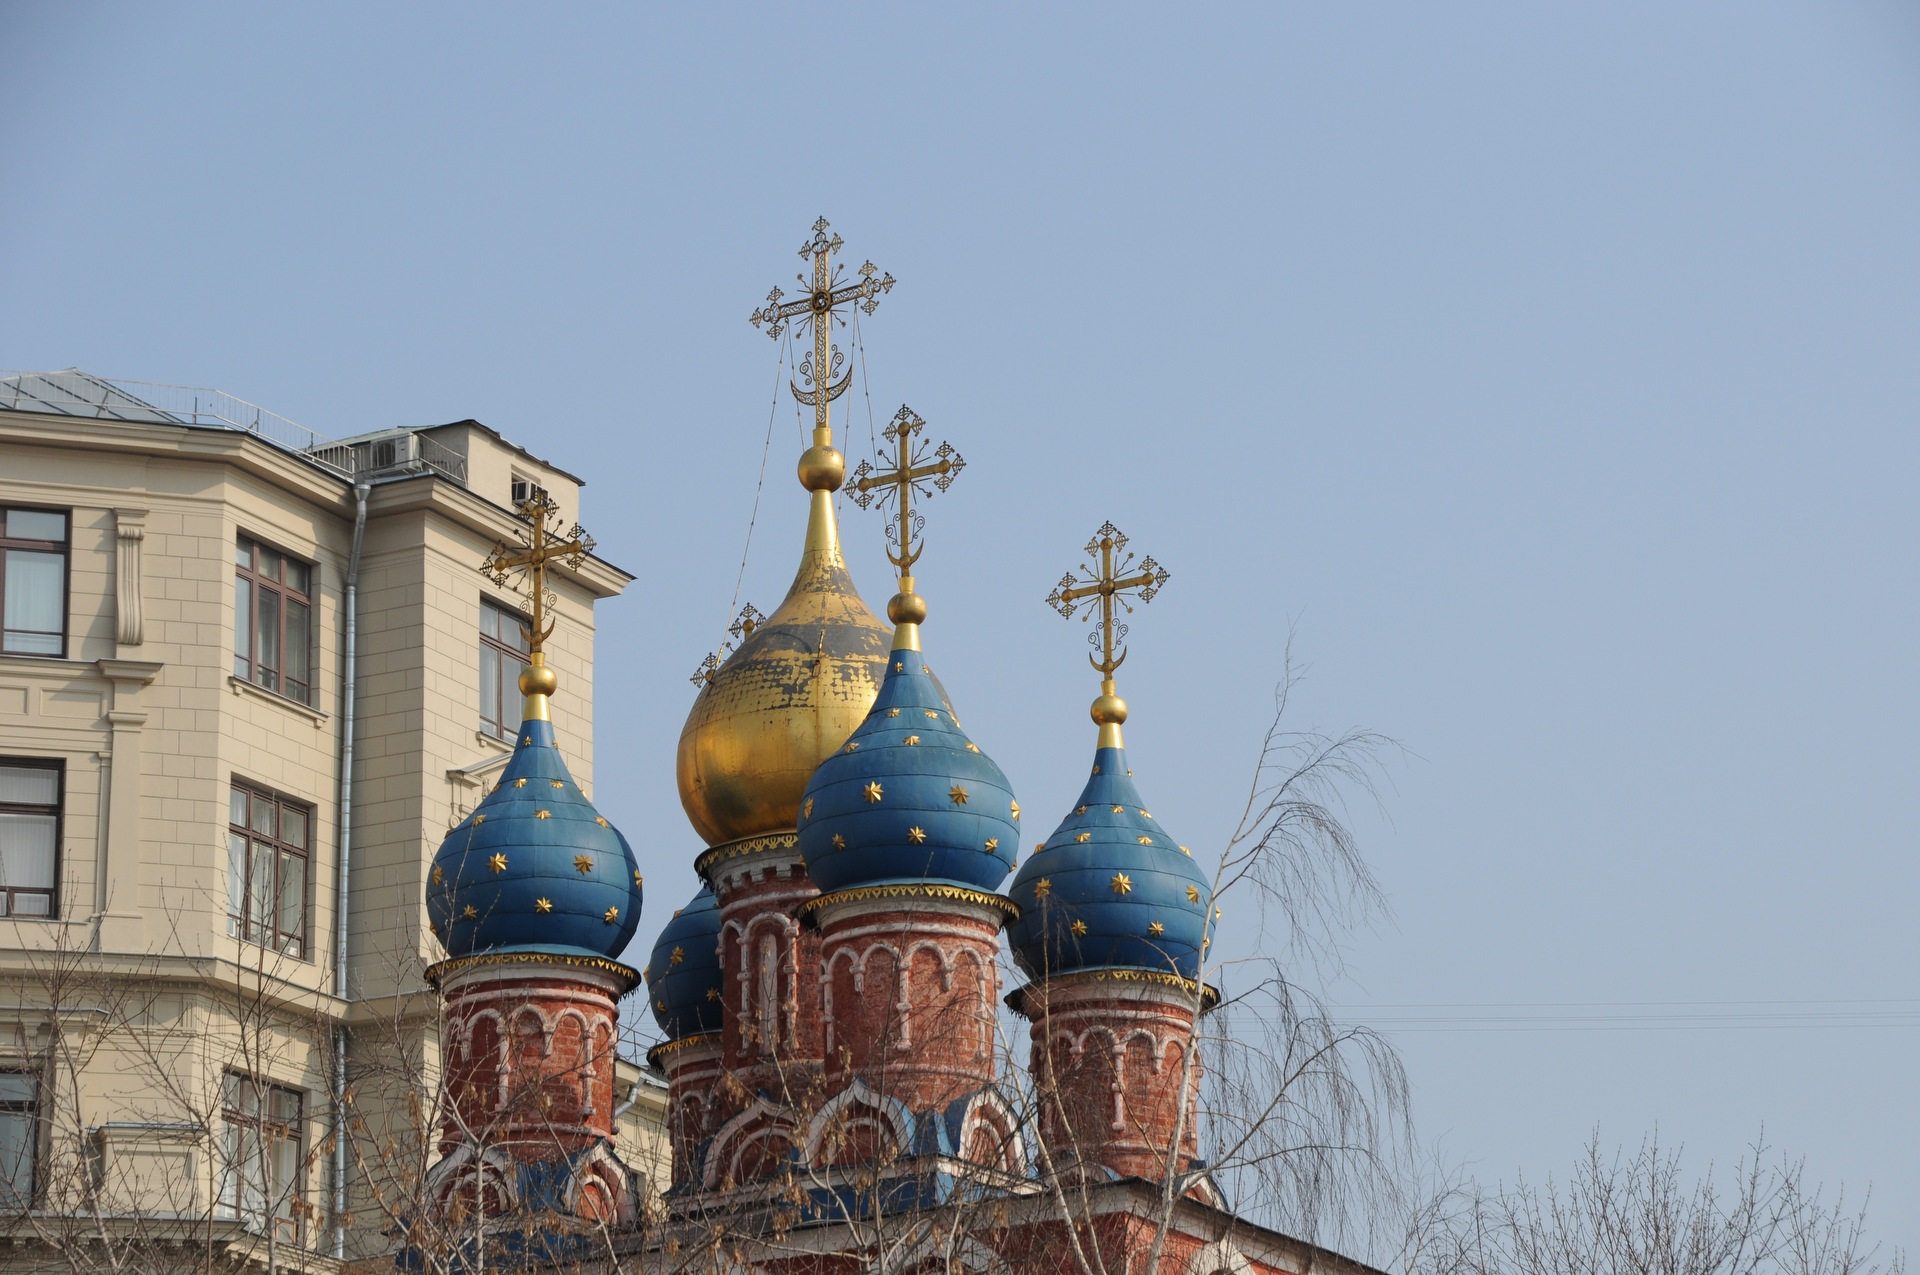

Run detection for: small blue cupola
[[426, 710, 642, 963], [645, 884, 723, 1040], [796, 647, 1019, 895]]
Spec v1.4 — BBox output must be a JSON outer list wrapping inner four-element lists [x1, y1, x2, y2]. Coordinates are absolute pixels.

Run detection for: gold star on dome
[[551, 779, 564, 789], [1179, 844, 1191, 856], [574, 855, 593, 874], [595, 816, 609, 827], [1010, 800, 1020, 821], [514, 778, 527, 788], [462, 904, 477, 919], [535, 810, 551, 820], [670, 947, 684, 965], [428, 919, 438, 936], [904, 735, 920, 746], [1186, 885, 1200, 903], [473, 815, 486, 825], [1033, 878, 1051, 898], [1138, 810, 1151, 818], [489, 853, 508, 873], [1071, 919, 1088, 936], [965, 743, 980, 753], [832, 833, 846, 849], [846, 742, 860, 752], [1214, 905, 1223, 920], [431, 865, 444, 886], [604, 906, 619, 923], [655, 998, 666, 1011], [895, 661, 904, 672], [907, 826, 927, 844], [1148, 921, 1165, 937], [706, 987, 721, 1001], [1137, 835, 1153, 845], [803, 797, 814, 819], [1092, 764, 1101, 775], [523, 736, 531, 745], [1111, 873, 1133, 895], [949, 785, 969, 805], [1111, 805, 1124, 813], [535, 897, 553, 913], [1075, 832, 1092, 843], [634, 870, 644, 888], [984, 837, 999, 852], [864, 782, 883, 803], [1076, 805, 1087, 815], [887, 708, 900, 717], [924, 710, 938, 719]]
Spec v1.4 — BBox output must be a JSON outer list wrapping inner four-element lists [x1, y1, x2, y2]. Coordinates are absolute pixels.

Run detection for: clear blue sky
[[4, 2, 1914, 1249]]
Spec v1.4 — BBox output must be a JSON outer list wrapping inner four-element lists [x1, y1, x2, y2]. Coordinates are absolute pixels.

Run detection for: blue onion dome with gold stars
[[426, 708, 644, 963], [796, 645, 1020, 895], [645, 884, 722, 1040], [1007, 743, 1211, 980]]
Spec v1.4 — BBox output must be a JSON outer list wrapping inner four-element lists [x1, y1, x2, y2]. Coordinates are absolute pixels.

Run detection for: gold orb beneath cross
[[519, 663, 559, 697], [1091, 692, 1128, 726], [886, 591, 928, 626], [797, 445, 845, 493]]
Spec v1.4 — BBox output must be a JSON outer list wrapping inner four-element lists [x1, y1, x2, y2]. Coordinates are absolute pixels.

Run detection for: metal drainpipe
[[333, 481, 369, 1260]]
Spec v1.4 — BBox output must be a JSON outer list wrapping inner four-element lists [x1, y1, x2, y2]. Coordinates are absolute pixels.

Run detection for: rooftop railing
[[0, 369, 466, 485]]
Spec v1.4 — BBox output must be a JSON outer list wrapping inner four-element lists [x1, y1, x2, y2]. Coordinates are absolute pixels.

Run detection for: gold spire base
[[1092, 678, 1126, 750], [887, 578, 927, 652], [519, 654, 556, 722]]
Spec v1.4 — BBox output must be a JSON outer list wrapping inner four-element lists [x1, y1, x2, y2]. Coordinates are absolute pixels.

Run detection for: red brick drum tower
[[423, 495, 647, 1231], [1007, 523, 1216, 1183]]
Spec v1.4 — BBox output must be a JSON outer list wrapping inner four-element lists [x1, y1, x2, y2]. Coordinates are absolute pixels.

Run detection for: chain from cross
[[689, 603, 765, 687], [748, 217, 895, 445], [479, 492, 596, 656], [846, 405, 965, 581], [1045, 522, 1170, 677]]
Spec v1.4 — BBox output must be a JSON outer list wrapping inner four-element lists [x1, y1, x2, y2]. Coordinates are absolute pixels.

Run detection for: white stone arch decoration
[[560, 1140, 634, 1225], [424, 1140, 519, 1213], [955, 1087, 1026, 1175], [802, 1077, 915, 1169], [1187, 1237, 1255, 1275], [701, 1096, 799, 1191], [457, 1007, 505, 1061]]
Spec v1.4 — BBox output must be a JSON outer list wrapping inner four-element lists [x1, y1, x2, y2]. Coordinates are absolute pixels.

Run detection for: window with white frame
[[0, 762, 60, 918], [0, 508, 68, 657]]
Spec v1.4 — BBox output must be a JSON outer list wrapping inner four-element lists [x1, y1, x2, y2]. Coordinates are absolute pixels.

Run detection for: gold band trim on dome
[[646, 1032, 722, 1067], [799, 883, 1021, 922], [1009, 967, 1220, 1015], [426, 951, 639, 992], [694, 831, 802, 879]]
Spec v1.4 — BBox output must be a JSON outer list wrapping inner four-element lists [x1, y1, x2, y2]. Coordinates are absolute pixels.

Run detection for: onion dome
[[676, 480, 892, 848], [645, 885, 723, 1040], [1007, 744, 1211, 980], [797, 646, 1019, 895], [426, 712, 643, 962]]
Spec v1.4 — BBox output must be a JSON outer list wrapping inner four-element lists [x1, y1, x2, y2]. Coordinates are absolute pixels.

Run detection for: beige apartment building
[[0, 370, 664, 1269]]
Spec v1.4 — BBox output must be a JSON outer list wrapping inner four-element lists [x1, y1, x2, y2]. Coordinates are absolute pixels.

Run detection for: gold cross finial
[[690, 603, 764, 687], [749, 217, 894, 451], [847, 405, 964, 650], [1045, 522, 1169, 748], [480, 491, 595, 721]]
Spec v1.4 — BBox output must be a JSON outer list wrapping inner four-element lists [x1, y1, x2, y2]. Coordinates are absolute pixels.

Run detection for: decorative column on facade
[[421, 494, 647, 1238], [1007, 523, 1217, 1184], [112, 508, 145, 648], [93, 658, 160, 952]]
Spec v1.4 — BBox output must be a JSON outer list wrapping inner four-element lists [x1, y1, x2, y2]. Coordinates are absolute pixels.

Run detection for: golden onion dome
[[676, 455, 892, 848]]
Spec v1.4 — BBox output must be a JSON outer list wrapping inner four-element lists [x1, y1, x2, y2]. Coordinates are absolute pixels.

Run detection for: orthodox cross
[[1046, 522, 1169, 680], [480, 491, 596, 658], [847, 406, 965, 588], [749, 217, 895, 446], [690, 603, 765, 687]]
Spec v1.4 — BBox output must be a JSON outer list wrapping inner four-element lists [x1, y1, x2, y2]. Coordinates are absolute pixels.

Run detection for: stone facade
[[0, 389, 664, 1267]]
